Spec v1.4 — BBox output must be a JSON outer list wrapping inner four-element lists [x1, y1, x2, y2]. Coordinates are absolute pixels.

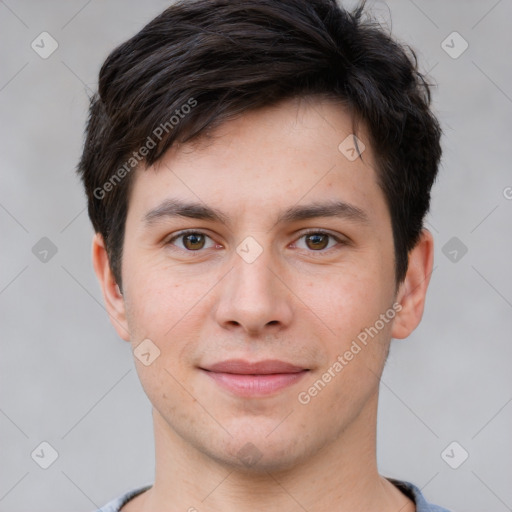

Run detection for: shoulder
[[93, 485, 152, 512], [93, 480, 452, 512], [388, 478, 453, 512]]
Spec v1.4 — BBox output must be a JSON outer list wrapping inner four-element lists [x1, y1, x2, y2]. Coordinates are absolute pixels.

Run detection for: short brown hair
[[78, 0, 442, 289]]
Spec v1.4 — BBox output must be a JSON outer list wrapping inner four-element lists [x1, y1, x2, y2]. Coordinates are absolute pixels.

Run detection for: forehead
[[127, 96, 388, 228]]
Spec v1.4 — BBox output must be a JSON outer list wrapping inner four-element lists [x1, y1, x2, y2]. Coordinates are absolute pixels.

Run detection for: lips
[[202, 359, 306, 375], [200, 359, 309, 397]]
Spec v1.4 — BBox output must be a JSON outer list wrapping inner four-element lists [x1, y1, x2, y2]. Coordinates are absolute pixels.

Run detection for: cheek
[[123, 259, 218, 380], [124, 258, 201, 334], [123, 266, 202, 405], [301, 263, 392, 340], [295, 264, 396, 411], [295, 273, 394, 422]]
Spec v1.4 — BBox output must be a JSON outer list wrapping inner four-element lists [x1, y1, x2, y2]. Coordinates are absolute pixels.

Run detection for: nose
[[213, 241, 293, 336]]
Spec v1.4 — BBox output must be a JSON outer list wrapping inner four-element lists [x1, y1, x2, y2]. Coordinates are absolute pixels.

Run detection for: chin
[[205, 430, 312, 474]]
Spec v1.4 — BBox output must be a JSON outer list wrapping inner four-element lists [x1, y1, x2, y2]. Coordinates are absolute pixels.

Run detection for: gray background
[[1, 0, 511, 510]]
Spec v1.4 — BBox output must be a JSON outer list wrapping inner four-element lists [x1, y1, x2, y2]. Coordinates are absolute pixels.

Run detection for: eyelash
[[165, 229, 347, 255]]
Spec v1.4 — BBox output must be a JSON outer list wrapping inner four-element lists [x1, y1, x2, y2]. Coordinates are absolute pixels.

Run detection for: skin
[[93, 96, 433, 512]]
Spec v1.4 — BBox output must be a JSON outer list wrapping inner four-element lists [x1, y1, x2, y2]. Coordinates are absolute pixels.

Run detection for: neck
[[127, 389, 414, 512]]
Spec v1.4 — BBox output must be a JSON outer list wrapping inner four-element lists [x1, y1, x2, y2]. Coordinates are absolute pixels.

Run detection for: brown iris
[[182, 233, 206, 250], [305, 233, 329, 250]]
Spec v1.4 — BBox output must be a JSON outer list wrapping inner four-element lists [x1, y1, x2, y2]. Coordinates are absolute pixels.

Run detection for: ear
[[91, 233, 131, 342], [391, 228, 434, 340]]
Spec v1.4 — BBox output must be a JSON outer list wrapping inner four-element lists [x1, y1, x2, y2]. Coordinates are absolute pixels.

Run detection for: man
[[78, 0, 450, 510]]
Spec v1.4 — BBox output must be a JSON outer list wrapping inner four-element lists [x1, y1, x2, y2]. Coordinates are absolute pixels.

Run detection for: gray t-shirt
[[94, 479, 452, 511]]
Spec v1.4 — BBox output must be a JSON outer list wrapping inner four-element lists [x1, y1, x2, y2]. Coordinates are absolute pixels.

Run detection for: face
[[102, 97, 414, 472]]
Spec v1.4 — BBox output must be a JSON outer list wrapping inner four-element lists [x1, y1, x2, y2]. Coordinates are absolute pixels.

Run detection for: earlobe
[[391, 228, 434, 340], [91, 233, 131, 342]]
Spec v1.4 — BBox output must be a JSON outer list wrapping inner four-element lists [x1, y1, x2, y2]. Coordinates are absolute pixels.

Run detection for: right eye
[[165, 230, 219, 252]]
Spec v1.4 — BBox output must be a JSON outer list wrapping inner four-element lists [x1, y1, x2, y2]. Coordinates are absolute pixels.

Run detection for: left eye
[[293, 231, 342, 251]]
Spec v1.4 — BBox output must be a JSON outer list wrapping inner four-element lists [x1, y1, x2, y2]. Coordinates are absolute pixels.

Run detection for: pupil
[[185, 233, 204, 250], [307, 234, 328, 250]]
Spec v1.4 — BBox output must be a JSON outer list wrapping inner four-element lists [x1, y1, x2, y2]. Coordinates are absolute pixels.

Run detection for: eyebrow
[[143, 198, 370, 227], [144, 199, 230, 226], [275, 200, 369, 225]]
